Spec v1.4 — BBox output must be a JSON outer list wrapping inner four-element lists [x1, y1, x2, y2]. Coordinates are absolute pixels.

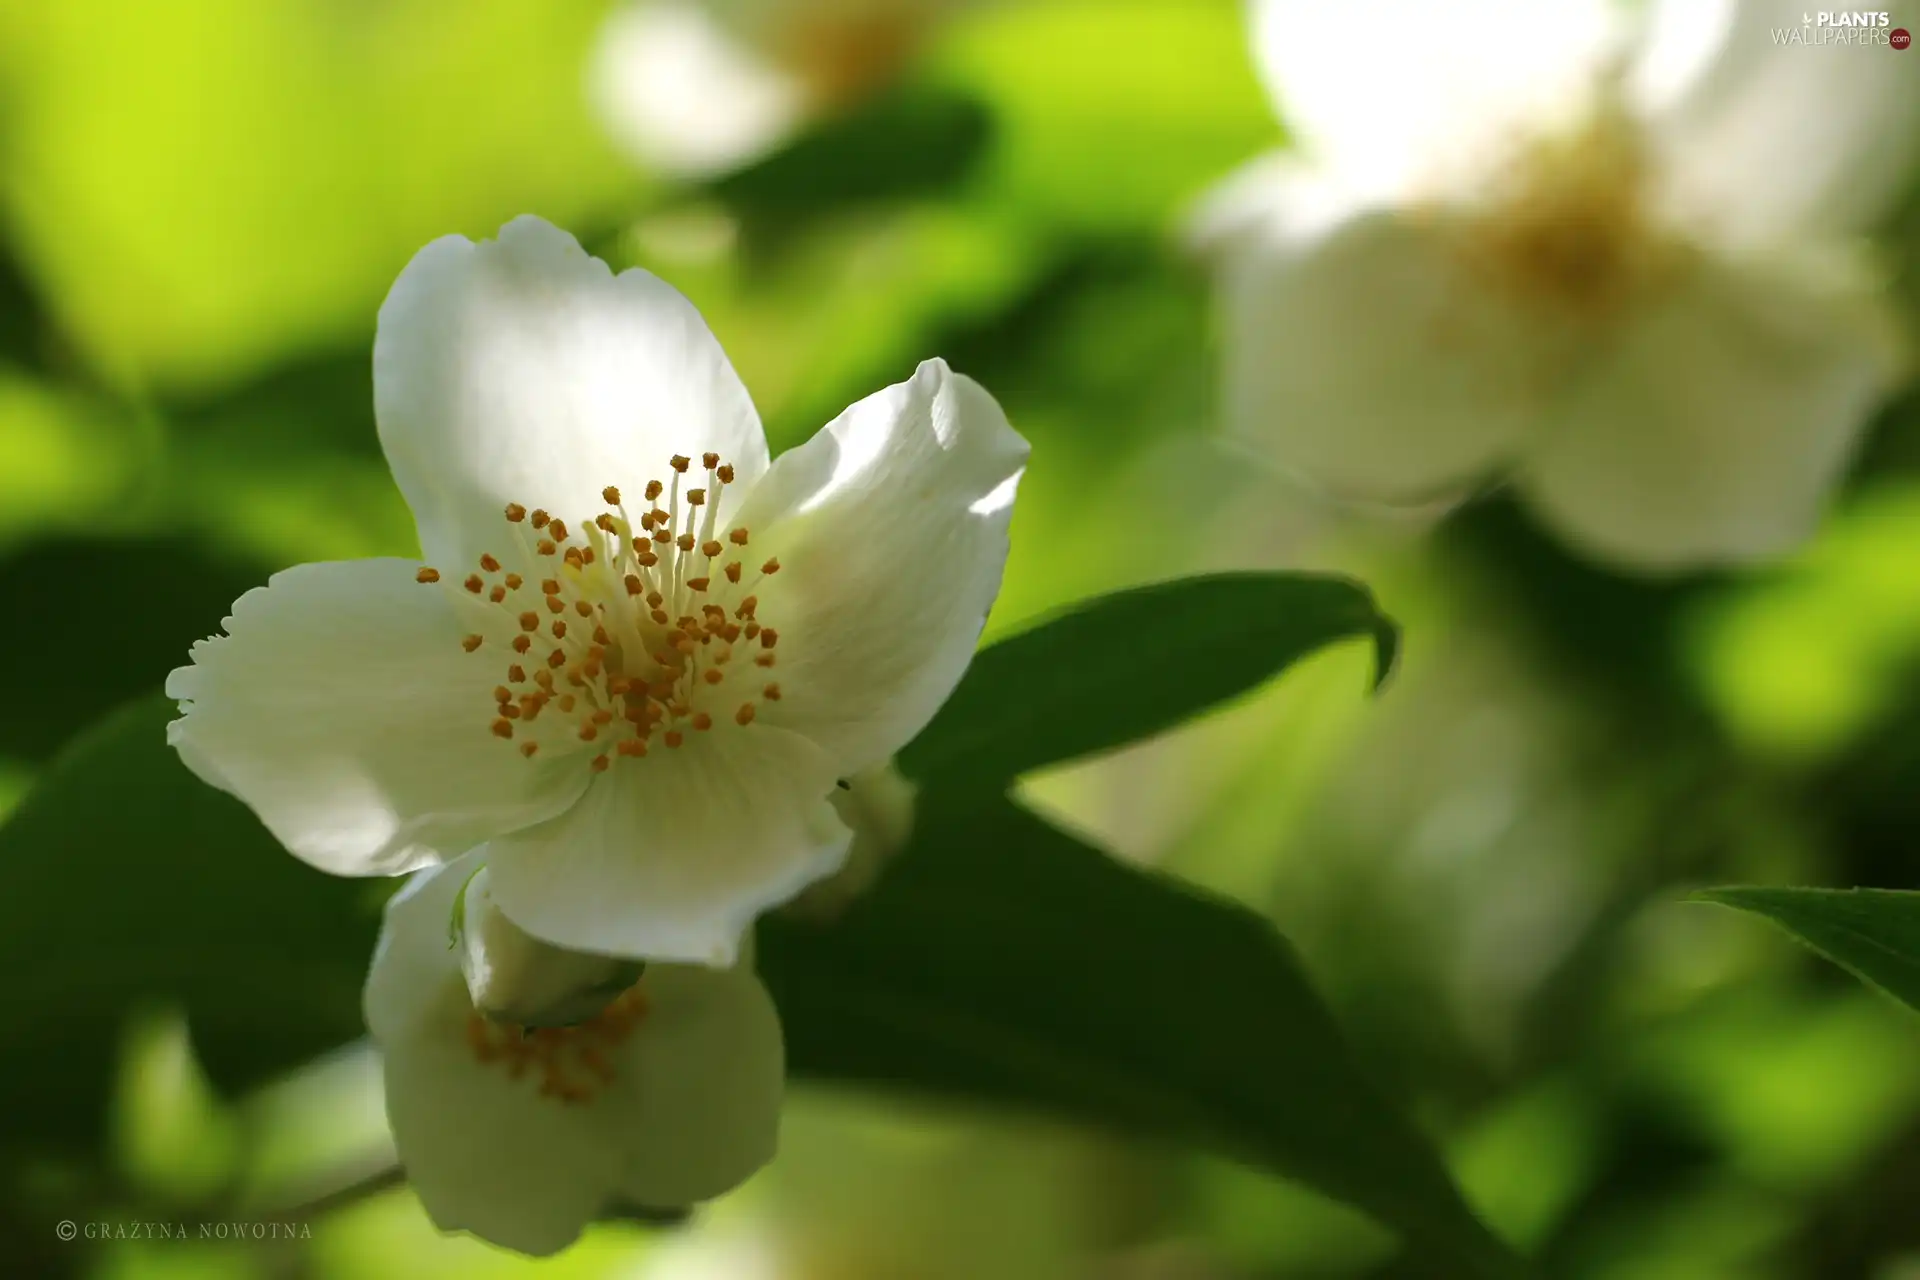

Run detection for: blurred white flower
[[168, 215, 1026, 964], [366, 853, 783, 1256], [591, 0, 961, 178], [1193, 0, 1919, 570]]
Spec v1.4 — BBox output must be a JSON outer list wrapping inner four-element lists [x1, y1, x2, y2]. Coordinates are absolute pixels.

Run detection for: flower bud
[[788, 760, 917, 920], [456, 867, 644, 1027]]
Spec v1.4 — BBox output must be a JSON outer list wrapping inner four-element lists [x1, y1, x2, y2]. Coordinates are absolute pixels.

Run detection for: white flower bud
[[789, 760, 917, 920], [456, 867, 644, 1027]]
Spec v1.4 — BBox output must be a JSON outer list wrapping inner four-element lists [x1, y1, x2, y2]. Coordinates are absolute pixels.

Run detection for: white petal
[[1218, 203, 1554, 502], [166, 560, 589, 877], [1635, 0, 1920, 246], [484, 726, 852, 964], [1517, 249, 1906, 571], [731, 359, 1028, 772], [374, 215, 771, 570], [608, 962, 784, 1208], [365, 857, 624, 1256], [1185, 153, 1372, 261], [1250, 0, 1621, 201], [591, 1, 804, 178]]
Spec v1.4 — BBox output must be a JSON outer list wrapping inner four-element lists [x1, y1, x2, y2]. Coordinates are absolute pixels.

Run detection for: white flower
[[1193, 0, 1919, 570], [167, 214, 1027, 963], [591, 0, 962, 179], [366, 852, 783, 1255]]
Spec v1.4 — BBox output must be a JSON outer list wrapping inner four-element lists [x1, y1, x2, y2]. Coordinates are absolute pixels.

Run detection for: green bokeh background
[[5, 1, 1920, 1276]]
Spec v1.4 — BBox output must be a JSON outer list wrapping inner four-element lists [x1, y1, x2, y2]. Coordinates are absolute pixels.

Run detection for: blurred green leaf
[[902, 572, 1397, 788], [713, 84, 993, 235], [933, 0, 1275, 234], [1698, 887, 1920, 1012], [0, 696, 379, 1153], [0, 0, 636, 390], [760, 788, 1519, 1276]]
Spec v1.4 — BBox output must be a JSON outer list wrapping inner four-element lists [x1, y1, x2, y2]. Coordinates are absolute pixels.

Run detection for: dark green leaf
[[0, 695, 380, 1154], [1697, 886, 1920, 1011], [902, 572, 1398, 787], [761, 788, 1519, 1276]]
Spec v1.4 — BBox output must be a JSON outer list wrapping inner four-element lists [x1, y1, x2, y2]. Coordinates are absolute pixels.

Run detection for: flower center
[[1451, 105, 1673, 320], [463, 981, 650, 1106], [416, 452, 785, 774]]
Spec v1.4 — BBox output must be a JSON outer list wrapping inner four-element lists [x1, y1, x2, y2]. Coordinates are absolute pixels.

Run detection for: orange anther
[[701, 539, 722, 557], [462, 634, 484, 653], [416, 567, 441, 583], [625, 574, 643, 595], [494, 685, 512, 703], [728, 528, 750, 545], [480, 553, 501, 573], [519, 612, 540, 631], [592, 709, 613, 725], [465, 574, 485, 594], [549, 520, 569, 542], [645, 480, 664, 501], [735, 703, 756, 725], [692, 713, 713, 731], [590, 754, 610, 772], [580, 725, 599, 741], [489, 586, 507, 603], [536, 539, 557, 556], [551, 620, 568, 639], [687, 489, 706, 507], [512, 635, 532, 653], [563, 548, 584, 569], [548, 648, 567, 669], [763, 682, 782, 701], [651, 609, 670, 625], [670, 455, 691, 473], [686, 577, 710, 592], [593, 625, 611, 646], [491, 718, 514, 739], [602, 485, 622, 504], [664, 730, 684, 748], [506, 503, 527, 523], [530, 509, 550, 528], [504, 573, 523, 590], [547, 596, 565, 614], [761, 558, 781, 575], [724, 562, 743, 583], [637, 550, 659, 568], [702, 451, 720, 469], [519, 741, 539, 757], [717, 465, 735, 484], [677, 534, 696, 552], [760, 628, 779, 648]]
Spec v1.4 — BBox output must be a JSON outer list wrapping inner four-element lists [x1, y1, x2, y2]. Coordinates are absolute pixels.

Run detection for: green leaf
[[760, 788, 1520, 1277], [1697, 887, 1920, 1011], [902, 572, 1397, 787], [0, 695, 380, 1153]]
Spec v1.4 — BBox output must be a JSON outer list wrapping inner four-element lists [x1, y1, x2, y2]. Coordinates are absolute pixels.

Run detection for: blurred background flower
[[5, 0, 1920, 1277], [1190, 0, 1920, 571]]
